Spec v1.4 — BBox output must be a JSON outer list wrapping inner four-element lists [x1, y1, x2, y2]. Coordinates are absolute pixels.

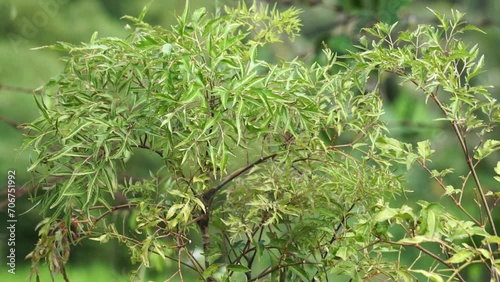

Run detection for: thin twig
[[0, 84, 34, 94], [91, 203, 137, 224], [431, 92, 495, 233], [0, 115, 22, 130], [380, 239, 466, 282], [418, 161, 481, 226], [249, 261, 319, 282], [406, 77, 497, 237], [204, 153, 278, 208]]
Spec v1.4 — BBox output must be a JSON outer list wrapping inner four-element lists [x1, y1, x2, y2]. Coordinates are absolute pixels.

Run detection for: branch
[[401, 74, 497, 237], [428, 91, 497, 237], [0, 84, 35, 94], [0, 184, 32, 210], [0, 175, 67, 211], [91, 203, 137, 224], [325, 203, 356, 257], [380, 239, 466, 282], [203, 153, 278, 208], [248, 261, 318, 282], [418, 160, 481, 226], [0, 115, 22, 130]]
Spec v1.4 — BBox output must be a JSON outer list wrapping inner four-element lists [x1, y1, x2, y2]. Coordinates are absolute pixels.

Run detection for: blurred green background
[[0, 0, 498, 281]]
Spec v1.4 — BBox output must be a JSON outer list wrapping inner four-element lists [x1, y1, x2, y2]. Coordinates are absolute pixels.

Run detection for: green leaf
[[161, 43, 173, 55], [47, 143, 84, 162], [461, 25, 486, 34], [445, 250, 474, 264], [290, 265, 310, 281], [49, 173, 78, 209], [89, 234, 109, 243], [397, 236, 431, 244], [203, 263, 222, 279], [485, 236, 500, 244], [192, 197, 206, 213], [138, 1, 153, 21], [335, 246, 348, 260], [474, 139, 500, 160], [374, 207, 398, 222], [476, 248, 491, 260], [411, 270, 444, 282], [166, 204, 184, 220], [417, 140, 433, 162], [494, 162, 500, 175], [227, 264, 251, 273]]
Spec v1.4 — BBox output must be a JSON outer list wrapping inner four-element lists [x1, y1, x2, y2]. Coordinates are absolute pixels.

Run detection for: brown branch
[[203, 153, 278, 209], [325, 203, 356, 255], [427, 91, 496, 237], [230, 222, 264, 267], [0, 84, 34, 94], [194, 153, 278, 280], [91, 203, 137, 224], [248, 261, 319, 282], [0, 115, 22, 130], [418, 161, 481, 226], [397, 72, 497, 237], [380, 239, 466, 282], [0, 184, 32, 211]]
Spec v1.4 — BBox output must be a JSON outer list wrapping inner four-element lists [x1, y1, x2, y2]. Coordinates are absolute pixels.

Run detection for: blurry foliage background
[[0, 0, 498, 281]]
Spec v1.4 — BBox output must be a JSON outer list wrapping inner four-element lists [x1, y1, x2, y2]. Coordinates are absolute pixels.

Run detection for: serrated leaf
[[494, 162, 500, 175], [49, 173, 78, 209], [417, 140, 433, 162], [474, 139, 500, 160], [485, 236, 500, 244]]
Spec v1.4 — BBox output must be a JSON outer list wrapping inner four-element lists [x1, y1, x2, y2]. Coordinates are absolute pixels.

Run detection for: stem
[[428, 92, 497, 237], [381, 239, 466, 282], [196, 216, 211, 269], [249, 261, 318, 282], [419, 161, 481, 226], [0, 84, 34, 93], [0, 115, 22, 129], [308, 203, 356, 282], [202, 153, 278, 208], [91, 203, 137, 224], [403, 74, 497, 238]]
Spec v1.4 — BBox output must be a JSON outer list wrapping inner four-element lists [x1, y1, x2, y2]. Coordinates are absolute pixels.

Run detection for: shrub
[[23, 2, 499, 281]]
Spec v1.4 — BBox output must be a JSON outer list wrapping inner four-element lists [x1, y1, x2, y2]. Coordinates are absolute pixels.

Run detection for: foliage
[[22, 1, 499, 281], [350, 9, 500, 281], [0, 262, 128, 282]]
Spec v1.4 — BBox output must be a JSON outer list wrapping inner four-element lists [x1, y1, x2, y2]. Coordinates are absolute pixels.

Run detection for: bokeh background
[[0, 0, 498, 281]]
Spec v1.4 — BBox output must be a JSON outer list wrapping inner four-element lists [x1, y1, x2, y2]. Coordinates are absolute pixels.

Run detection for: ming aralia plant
[[23, 2, 499, 281]]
